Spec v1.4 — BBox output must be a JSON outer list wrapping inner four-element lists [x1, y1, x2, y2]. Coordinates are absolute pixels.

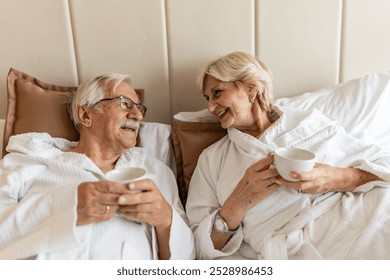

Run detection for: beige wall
[[1, 0, 389, 123]]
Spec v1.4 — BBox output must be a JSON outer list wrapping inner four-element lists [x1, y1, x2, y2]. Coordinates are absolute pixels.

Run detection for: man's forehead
[[105, 81, 137, 99]]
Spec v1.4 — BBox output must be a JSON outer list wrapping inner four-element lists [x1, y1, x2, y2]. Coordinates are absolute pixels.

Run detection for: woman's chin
[[220, 120, 232, 129]]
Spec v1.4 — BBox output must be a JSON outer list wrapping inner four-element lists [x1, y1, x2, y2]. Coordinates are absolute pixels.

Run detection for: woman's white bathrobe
[[0, 133, 194, 260], [186, 106, 390, 260]]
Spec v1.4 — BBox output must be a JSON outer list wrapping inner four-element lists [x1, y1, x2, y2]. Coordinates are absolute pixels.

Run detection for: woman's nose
[[207, 98, 217, 112]]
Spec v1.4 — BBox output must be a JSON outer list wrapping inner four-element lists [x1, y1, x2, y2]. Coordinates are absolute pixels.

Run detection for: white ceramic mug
[[105, 167, 147, 222], [274, 147, 316, 182], [105, 167, 147, 184]]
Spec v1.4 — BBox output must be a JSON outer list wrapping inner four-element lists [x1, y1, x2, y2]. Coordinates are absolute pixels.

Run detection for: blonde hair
[[197, 51, 273, 112], [69, 73, 132, 131]]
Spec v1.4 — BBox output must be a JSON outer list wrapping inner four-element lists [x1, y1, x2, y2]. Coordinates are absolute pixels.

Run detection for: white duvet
[[186, 106, 390, 260]]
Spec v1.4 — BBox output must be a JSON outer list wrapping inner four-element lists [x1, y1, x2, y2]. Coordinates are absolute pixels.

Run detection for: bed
[[1, 0, 390, 266], [2, 68, 390, 207]]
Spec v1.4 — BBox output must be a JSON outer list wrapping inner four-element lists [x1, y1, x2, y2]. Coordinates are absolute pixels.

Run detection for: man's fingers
[[94, 182, 125, 193], [127, 179, 155, 192], [118, 191, 150, 205]]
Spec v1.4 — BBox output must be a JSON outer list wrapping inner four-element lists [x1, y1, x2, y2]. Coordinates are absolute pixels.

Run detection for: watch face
[[215, 215, 227, 233]]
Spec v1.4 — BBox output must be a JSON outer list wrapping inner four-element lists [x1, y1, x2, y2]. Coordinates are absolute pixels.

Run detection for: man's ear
[[77, 106, 93, 128]]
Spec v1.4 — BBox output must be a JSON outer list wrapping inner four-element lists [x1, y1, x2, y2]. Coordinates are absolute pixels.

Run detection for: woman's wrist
[[340, 168, 380, 191], [220, 202, 245, 231]]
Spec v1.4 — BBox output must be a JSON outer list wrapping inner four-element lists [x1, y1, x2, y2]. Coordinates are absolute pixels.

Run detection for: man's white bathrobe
[[186, 106, 390, 260], [0, 133, 194, 260]]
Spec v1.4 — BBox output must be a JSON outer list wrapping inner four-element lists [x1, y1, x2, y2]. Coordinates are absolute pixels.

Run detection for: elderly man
[[0, 73, 194, 260]]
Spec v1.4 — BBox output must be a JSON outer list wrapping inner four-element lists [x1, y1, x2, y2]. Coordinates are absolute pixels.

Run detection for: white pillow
[[174, 109, 219, 123], [275, 72, 390, 150], [138, 122, 176, 174]]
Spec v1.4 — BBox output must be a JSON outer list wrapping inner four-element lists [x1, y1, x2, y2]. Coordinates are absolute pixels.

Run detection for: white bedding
[[275, 72, 390, 151]]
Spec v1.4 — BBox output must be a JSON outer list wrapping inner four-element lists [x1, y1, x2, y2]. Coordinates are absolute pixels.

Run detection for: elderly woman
[[185, 51, 390, 259]]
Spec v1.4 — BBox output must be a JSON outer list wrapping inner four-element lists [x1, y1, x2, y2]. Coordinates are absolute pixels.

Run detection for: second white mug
[[274, 147, 315, 182]]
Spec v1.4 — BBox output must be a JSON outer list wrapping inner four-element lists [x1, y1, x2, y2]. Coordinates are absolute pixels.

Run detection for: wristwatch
[[213, 210, 238, 235]]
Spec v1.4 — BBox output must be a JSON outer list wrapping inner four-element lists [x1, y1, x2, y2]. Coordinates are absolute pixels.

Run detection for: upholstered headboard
[[1, 0, 390, 124]]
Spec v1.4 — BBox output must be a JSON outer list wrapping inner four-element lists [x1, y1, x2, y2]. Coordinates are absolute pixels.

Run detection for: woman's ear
[[248, 85, 259, 102], [77, 106, 93, 128]]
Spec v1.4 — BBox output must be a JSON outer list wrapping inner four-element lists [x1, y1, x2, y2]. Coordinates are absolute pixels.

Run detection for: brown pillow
[[171, 119, 227, 206], [3, 68, 144, 156], [3, 68, 79, 156]]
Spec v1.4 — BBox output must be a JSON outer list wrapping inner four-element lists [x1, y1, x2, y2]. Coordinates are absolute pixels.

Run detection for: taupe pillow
[[171, 119, 226, 206], [3, 68, 79, 156]]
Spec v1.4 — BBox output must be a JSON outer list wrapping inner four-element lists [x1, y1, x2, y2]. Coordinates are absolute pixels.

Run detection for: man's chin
[[121, 128, 138, 136], [119, 130, 138, 145]]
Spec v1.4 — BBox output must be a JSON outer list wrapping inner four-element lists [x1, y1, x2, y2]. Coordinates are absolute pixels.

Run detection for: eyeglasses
[[92, 95, 147, 116]]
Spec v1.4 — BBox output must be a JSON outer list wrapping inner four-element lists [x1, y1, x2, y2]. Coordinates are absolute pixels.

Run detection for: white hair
[[197, 51, 274, 112], [69, 73, 132, 131]]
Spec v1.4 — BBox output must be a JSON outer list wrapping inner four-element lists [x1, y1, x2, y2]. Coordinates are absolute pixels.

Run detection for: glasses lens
[[136, 104, 147, 116], [120, 97, 133, 110], [120, 96, 146, 116]]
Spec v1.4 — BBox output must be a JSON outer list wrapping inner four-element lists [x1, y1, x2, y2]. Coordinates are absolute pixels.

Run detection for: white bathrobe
[[186, 106, 390, 260], [0, 133, 195, 260]]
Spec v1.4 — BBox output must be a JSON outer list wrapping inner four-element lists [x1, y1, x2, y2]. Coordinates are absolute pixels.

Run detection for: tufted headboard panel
[[1, 0, 390, 124]]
